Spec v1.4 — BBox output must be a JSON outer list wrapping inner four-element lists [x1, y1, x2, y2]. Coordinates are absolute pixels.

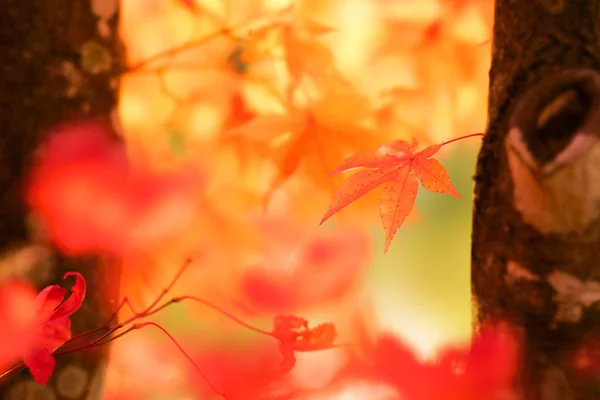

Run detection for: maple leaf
[[271, 315, 337, 374], [320, 137, 462, 253], [224, 86, 381, 202], [373, 3, 493, 128], [219, 92, 284, 172], [0, 272, 86, 384], [241, 15, 338, 93]]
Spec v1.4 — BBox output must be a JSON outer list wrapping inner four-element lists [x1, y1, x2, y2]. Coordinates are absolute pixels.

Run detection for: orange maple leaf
[[374, 2, 493, 102], [240, 13, 338, 96], [320, 136, 478, 253], [224, 86, 381, 204]]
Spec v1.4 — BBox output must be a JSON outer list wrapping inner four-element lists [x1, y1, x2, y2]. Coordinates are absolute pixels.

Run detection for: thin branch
[[143, 295, 275, 337], [122, 5, 293, 75]]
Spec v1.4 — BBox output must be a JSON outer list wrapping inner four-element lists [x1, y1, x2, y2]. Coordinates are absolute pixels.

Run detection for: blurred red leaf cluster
[[26, 121, 203, 256], [179, 320, 520, 399], [239, 217, 372, 314], [369, 323, 519, 400]]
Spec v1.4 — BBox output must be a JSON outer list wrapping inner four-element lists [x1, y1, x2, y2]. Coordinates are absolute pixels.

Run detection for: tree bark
[[472, 1, 600, 399], [0, 1, 122, 399]]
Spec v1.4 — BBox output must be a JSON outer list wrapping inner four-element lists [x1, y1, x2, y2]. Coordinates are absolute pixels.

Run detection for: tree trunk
[[0, 1, 122, 399], [472, 1, 600, 399]]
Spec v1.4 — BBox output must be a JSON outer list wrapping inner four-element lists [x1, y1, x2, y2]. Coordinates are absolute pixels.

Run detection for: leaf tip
[[382, 237, 392, 254]]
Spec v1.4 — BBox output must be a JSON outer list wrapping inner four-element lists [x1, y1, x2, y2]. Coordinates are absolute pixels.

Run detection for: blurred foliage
[[15, 0, 497, 398]]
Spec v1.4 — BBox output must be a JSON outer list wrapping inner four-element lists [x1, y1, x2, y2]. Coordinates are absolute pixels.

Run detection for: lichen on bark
[[0, 0, 123, 399]]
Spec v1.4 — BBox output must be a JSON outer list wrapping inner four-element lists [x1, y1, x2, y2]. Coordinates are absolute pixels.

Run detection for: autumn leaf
[[283, 30, 336, 91], [373, 2, 493, 138], [271, 315, 337, 373], [241, 15, 338, 91], [224, 86, 382, 202], [321, 137, 466, 253]]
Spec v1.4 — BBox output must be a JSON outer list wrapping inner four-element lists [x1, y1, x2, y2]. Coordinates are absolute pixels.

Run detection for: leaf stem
[[144, 295, 275, 338], [440, 132, 484, 147]]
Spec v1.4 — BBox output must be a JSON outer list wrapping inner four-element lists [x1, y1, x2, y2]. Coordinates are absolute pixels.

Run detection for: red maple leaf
[[223, 85, 381, 200], [0, 272, 86, 384], [271, 315, 337, 374], [320, 136, 480, 252]]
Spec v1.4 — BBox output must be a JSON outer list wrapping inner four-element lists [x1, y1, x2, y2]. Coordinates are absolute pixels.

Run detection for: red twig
[[143, 295, 274, 337], [60, 321, 224, 398], [441, 132, 484, 147]]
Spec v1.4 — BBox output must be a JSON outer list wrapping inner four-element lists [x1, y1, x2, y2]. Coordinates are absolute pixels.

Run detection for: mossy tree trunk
[[472, 1, 600, 399], [0, 1, 122, 399]]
